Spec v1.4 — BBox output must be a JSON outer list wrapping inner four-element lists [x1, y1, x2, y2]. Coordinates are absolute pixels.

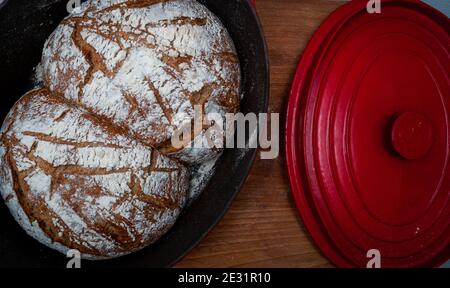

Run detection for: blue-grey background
[[423, 0, 450, 16]]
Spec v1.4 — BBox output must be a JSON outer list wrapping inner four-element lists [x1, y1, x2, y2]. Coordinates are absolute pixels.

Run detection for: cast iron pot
[[0, 0, 269, 268]]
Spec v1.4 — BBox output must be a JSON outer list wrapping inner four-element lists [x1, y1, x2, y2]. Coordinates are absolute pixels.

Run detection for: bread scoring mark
[[146, 78, 173, 123], [22, 131, 124, 149], [190, 84, 213, 108], [146, 16, 208, 28], [96, 0, 170, 14], [72, 20, 109, 91], [122, 90, 147, 119], [54, 109, 70, 122], [22, 141, 128, 199], [80, 108, 133, 139], [65, 18, 129, 103], [30, 153, 131, 177], [30, 89, 136, 146], [93, 215, 140, 251], [158, 82, 217, 155], [129, 173, 179, 210], [160, 53, 192, 72]]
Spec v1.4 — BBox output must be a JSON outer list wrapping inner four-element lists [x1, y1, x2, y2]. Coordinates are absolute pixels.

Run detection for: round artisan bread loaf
[[41, 0, 241, 164], [0, 88, 189, 259]]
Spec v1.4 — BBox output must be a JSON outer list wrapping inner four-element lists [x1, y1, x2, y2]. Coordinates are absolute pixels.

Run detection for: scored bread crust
[[0, 88, 189, 259], [41, 0, 241, 164]]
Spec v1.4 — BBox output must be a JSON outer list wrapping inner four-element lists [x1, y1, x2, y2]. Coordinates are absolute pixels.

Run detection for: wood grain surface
[[176, 0, 348, 268]]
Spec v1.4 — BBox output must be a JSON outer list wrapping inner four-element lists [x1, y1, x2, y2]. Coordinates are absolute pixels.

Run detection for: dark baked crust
[[42, 0, 241, 164], [0, 88, 188, 259], [0, 0, 240, 259]]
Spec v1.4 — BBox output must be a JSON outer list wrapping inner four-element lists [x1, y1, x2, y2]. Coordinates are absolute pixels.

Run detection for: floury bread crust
[[41, 0, 241, 164], [0, 0, 239, 260], [0, 89, 189, 259]]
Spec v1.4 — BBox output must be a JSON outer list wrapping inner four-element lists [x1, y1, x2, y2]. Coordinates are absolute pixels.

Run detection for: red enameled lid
[[286, 0, 450, 267]]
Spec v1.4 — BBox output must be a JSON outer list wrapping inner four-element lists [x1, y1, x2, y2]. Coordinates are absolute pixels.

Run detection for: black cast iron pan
[[0, 0, 269, 267]]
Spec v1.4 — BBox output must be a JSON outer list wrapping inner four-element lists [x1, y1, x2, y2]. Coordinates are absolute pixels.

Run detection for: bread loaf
[[0, 0, 240, 259], [0, 88, 189, 259], [41, 0, 241, 164]]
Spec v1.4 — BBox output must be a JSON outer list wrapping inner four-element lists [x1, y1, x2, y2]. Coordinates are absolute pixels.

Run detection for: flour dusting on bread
[[1, 0, 240, 259], [0, 89, 188, 259], [41, 0, 241, 163]]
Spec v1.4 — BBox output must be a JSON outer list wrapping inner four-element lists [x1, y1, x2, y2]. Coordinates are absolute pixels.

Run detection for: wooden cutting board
[[176, 0, 348, 268]]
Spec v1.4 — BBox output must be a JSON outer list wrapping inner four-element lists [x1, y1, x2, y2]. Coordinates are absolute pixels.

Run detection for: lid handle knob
[[391, 112, 433, 160]]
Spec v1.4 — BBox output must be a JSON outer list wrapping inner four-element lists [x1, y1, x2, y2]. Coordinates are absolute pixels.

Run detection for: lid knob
[[391, 112, 433, 160]]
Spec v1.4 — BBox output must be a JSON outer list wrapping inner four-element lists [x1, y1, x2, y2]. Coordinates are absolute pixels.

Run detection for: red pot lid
[[286, 0, 450, 267]]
